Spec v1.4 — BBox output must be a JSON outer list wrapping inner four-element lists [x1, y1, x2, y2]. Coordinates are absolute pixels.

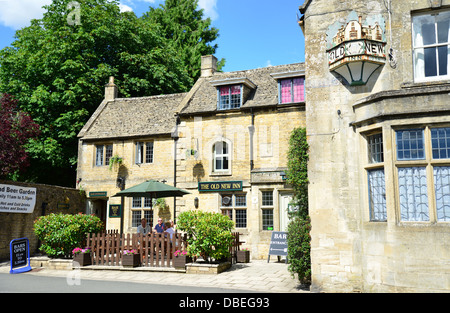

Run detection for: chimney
[[104, 76, 117, 101], [201, 55, 218, 77]]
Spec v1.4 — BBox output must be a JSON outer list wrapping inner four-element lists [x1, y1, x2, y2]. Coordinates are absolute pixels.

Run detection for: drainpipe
[[248, 109, 255, 171], [172, 115, 181, 223]]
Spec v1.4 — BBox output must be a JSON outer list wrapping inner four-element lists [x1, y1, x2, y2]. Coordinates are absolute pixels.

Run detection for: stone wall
[[0, 180, 86, 261]]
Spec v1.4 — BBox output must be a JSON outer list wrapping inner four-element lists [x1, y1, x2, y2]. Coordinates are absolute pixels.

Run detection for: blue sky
[[0, 0, 305, 72]]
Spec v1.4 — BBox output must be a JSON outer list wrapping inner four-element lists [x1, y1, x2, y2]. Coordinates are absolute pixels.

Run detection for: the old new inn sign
[[326, 12, 387, 86], [198, 181, 243, 192]]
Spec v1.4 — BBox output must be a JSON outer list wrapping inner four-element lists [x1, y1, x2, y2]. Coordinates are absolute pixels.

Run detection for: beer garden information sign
[[0, 184, 37, 213]]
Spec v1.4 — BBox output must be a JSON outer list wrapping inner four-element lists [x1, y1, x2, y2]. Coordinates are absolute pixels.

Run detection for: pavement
[[0, 258, 310, 293]]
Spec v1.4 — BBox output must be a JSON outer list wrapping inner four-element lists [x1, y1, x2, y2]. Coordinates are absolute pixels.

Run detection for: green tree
[[144, 0, 225, 80], [0, 0, 216, 186]]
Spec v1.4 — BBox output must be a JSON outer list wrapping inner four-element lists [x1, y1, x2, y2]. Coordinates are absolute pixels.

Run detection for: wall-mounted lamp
[[280, 171, 287, 181], [194, 197, 199, 209]]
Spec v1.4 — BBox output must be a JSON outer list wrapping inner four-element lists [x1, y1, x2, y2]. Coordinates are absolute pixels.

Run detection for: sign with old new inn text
[[198, 181, 243, 192]]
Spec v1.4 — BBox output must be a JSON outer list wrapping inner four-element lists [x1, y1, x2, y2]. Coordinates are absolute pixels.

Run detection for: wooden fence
[[85, 231, 242, 268], [86, 231, 187, 267]]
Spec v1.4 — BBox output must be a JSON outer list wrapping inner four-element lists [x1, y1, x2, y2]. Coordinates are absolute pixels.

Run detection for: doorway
[[279, 193, 293, 232], [88, 199, 107, 231]]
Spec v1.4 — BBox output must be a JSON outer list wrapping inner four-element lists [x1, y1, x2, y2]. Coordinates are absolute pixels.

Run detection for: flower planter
[[73, 253, 91, 266], [173, 255, 192, 269], [236, 250, 250, 263], [122, 254, 140, 268]]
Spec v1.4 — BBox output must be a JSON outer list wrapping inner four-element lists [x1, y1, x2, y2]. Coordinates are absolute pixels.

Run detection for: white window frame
[[412, 9, 450, 82], [213, 141, 230, 173], [135, 141, 154, 165], [95, 144, 113, 167]]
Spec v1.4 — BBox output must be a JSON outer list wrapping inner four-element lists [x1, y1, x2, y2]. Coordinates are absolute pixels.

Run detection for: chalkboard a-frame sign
[[10, 238, 32, 274], [267, 231, 288, 264]]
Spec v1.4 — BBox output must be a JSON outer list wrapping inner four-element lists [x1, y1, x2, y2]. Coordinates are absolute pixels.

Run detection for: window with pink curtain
[[219, 85, 242, 110], [293, 78, 305, 102], [280, 79, 292, 104], [220, 86, 230, 96], [280, 78, 305, 103]]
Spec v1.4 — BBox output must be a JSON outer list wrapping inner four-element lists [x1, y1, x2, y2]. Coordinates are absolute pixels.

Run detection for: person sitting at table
[[154, 217, 164, 233], [137, 218, 151, 235], [164, 221, 175, 239]]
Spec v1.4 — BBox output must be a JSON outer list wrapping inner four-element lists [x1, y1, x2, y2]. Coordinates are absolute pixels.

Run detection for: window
[[213, 141, 230, 172], [412, 10, 450, 81], [135, 141, 154, 164], [396, 129, 425, 160], [365, 132, 387, 222], [261, 190, 274, 230], [131, 196, 153, 227], [220, 194, 247, 228], [279, 78, 305, 104], [218, 85, 242, 110], [95, 145, 103, 166], [95, 144, 113, 166], [262, 191, 273, 207], [395, 126, 450, 222], [262, 209, 274, 231]]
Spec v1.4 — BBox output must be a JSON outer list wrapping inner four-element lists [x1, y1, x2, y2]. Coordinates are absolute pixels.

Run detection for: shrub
[[34, 213, 103, 258], [287, 216, 311, 285], [177, 210, 234, 262]]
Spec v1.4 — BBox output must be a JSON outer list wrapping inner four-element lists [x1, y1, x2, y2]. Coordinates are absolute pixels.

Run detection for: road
[[0, 273, 255, 293]]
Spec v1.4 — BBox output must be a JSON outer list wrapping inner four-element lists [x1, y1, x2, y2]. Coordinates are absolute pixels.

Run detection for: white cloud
[[119, 3, 133, 12], [0, 0, 52, 30], [198, 0, 218, 21]]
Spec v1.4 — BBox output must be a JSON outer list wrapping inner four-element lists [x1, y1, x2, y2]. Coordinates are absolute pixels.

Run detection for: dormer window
[[219, 85, 242, 110], [211, 77, 257, 111], [270, 70, 305, 104], [280, 78, 305, 104]]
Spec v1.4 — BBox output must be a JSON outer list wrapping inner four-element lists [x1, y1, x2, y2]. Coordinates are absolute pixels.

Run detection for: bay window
[[395, 127, 450, 222]]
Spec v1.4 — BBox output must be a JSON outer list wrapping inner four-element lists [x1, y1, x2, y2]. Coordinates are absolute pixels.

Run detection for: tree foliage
[[0, 0, 221, 186], [0, 94, 40, 178], [144, 0, 225, 80]]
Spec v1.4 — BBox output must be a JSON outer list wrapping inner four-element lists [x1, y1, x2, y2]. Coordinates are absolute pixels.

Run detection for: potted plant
[[173, 250, 192, 269], [72, 247, 92, 266], [122, 249, 140, 268], [236, 248, 250, 263]]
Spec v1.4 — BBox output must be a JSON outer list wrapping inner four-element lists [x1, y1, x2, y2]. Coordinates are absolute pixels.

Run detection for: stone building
[[76, 56, 306, 259], [299, 0, 450, 292]]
